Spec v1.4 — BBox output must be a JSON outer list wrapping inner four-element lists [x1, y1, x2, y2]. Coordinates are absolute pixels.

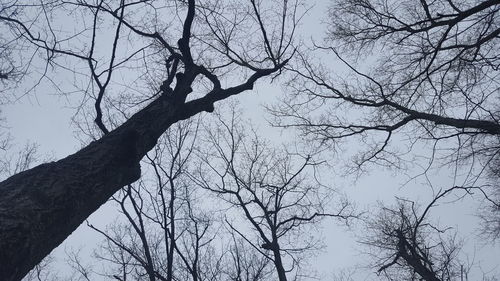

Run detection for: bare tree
[[192, 107, 357, 281], [269, 0, 500, 266], [360, 187, 483, 281], [0, 0, 301, 279], [272, 0, 499, 183]]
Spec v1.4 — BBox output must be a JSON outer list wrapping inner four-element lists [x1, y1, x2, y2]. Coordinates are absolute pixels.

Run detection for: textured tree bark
[[0, 57, 279, 280], [0, 94, 199, 280]]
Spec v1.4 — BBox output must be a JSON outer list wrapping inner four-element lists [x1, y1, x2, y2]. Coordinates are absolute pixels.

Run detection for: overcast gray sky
[[1, 0, 498, 280]]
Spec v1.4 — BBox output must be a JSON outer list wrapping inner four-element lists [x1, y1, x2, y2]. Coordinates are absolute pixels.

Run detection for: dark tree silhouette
[[273, 0, 499, 178], [0, 1, 299, 280], [266, 0, 500, 278], [361, 188, 477, 281], [270, 0, 500, 251], [192, 107, 356, 281]]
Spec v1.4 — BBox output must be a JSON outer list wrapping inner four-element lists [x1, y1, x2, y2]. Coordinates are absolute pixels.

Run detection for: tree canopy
[[0, 0, 499, 280]]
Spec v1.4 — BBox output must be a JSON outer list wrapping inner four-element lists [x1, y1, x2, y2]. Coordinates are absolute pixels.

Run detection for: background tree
[[191, 107, 357, 281], [361, 188, 477, 281], [268, 0, 500, 278], [85, 120, 223, 281], [273, 0, 499, 185], [0, 0, 301, 279]]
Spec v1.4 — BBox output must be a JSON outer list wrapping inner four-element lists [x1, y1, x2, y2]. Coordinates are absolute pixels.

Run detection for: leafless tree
[[0, 0, 301, 279], [360, 187, 484, 281], [269, 0, 500, 264], [272, 0, 499, 184], [191, 107, 357, 281]]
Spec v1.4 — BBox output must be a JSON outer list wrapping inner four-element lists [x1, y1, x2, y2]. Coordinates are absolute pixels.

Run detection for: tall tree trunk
[[0, 55, 281, 280], [0, 94, 208, 280], [273, 248, 288, 281]]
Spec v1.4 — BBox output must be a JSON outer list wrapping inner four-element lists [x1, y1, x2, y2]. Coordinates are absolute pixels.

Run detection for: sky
[[1, 0, 499, 280]]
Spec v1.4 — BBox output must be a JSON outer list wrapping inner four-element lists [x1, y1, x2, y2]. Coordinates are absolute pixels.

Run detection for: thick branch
[[0, 62, 282, 280], [384, 100, 500, 135], [396, 230, 441, 281]]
